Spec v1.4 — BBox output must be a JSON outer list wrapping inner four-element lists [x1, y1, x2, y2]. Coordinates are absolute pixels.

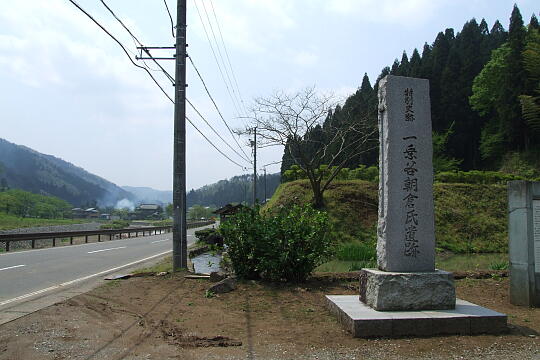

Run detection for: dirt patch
[[158, 319, 242, 348], [0, 273, 539, 360]]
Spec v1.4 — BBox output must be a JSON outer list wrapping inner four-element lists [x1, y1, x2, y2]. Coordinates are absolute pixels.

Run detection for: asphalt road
[[0, 225, 212, 307]]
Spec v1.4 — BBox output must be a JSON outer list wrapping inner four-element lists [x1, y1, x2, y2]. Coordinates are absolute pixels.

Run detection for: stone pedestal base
[[359, 268, 455, 311], [326, 296, 507, 338]]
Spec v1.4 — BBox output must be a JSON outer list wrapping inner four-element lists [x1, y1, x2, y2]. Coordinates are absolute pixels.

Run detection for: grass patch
[[489, 261, 509, 270], [152, 219, 173, 226], [335, 241, 376, 262], [316, 260, 376, 272], [0, 212, 89, 231], [136, 256, 173, 273], [435, 253, 508, 272], [266, 180, 508, 254]]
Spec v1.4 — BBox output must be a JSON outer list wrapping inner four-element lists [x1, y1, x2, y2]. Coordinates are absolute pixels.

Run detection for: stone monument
[[508, 180, 540, 307], [359, 75, 455, 311], [326, 75, 507, 337]]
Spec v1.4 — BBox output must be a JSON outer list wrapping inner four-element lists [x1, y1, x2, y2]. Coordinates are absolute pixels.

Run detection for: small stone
[[156, 271, 168, 276], [209, 271, 227, 282], [208, 277, 237, 294]]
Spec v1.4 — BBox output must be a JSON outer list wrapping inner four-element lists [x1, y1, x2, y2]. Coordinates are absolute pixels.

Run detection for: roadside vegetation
[[220, 204, 334, 282]]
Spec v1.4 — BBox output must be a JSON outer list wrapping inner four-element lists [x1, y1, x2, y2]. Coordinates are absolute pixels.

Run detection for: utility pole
[[250, 127, 257, 206], [173, 0, 187, 270], [263, 167, 267, 202]]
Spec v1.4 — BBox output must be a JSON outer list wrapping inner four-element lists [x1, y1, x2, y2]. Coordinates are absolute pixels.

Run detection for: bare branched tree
[[244, 86, 377, 208]]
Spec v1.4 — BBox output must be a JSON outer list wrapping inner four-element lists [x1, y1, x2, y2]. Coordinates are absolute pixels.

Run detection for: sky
[[0, 0, 538, 191]]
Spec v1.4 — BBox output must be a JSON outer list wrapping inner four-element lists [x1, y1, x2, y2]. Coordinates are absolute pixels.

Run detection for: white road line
[[0, 250, 172, 307], [87, 246, 126, 254], [0, 264, 26, 272], [151, 239, 169, 244]]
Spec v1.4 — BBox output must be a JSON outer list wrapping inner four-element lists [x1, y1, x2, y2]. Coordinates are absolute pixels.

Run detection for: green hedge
[[283, 164, 378, 183], [219, 204, 334, 282], [435, 170, 540, 185], [283, 164, 540, 185]]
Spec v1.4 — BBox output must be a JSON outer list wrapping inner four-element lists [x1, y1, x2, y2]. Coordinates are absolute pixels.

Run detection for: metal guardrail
[[0, 220, 215, 252]]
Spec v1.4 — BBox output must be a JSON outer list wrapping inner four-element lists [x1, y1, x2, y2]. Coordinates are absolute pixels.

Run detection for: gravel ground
[[0, 274, 538, 360]]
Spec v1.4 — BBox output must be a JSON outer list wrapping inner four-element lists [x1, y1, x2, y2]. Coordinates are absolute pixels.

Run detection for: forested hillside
[[187, 173, 280, 207], [281, 5, 540, 177], [0, 138, 133, 207]]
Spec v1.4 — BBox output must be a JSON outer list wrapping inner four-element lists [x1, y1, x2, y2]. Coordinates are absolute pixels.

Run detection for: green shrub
[[219, 204, 334, 282], [195, 228, 223, 246]]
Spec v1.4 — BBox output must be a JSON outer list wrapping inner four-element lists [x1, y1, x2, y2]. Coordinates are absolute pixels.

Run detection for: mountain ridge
[[0, 138, 133, 207]]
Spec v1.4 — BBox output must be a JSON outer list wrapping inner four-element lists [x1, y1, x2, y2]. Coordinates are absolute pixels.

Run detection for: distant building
[[213, 204, 245, 223], [130, 204, 163, 220], [71, 207, 100, 219], [71, 208, 85, 218], [84, 208, 100, 219]]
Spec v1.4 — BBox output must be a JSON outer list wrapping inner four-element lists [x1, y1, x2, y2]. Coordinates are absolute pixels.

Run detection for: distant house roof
[[138, 204, 160, 210], [85, 208, 98, 213], [213, 204, 245, 216], [72, 208, 83, 211]]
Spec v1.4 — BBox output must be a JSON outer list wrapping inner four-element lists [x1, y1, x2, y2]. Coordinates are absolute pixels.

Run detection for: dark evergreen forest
[[281, 5, 540, 178]]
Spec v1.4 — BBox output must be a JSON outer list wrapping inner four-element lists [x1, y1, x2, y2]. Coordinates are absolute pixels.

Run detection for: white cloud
[[324, 0, 441, 26], [190, 0, 299, 55], [292, 50, 319, 66]]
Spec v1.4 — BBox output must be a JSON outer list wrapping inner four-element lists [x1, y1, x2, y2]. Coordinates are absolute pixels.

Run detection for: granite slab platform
[[326, 295, 507, 338]]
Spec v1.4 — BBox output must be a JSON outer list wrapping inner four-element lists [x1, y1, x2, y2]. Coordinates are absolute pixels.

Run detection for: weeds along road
[[0, 224, 214, 324]]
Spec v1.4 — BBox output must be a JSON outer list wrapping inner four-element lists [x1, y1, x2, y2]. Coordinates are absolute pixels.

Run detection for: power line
[[163, 0, 176, 38], [188, 55, 251, 161], [191, 0, 242, 118], [67, 0, 173, 103], [200, 0, 244, 117], [209, 0, 248, 116], [186, 98, 251, 163], [99, 0, 174, 83], [186, 116, 246, 169], [262, 160, 282, 168], [68, 0, 245, 170]]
